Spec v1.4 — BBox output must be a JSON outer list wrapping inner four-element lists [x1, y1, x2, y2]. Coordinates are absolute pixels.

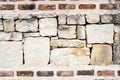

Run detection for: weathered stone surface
[[24, 37, 50, 66], [67, 15, 85, 25], [42, 13, 57, 17], [39, 18, 57, 36], [0, 15, 2, 18], [0, 19, 3, 30], [58, 25, 76, 39], [58, 14, 66, 24], [91, 44, 112, 66], [0, 42, 22, 67], [101, 14, 113, 23], [51, 39, 86, 48], [3, 19, 14, 32], [51, 48, 90, 66], [114, 25, 120, 33], [86, 24, 114, 44], [3, 14, 19, 19], [19, 14, 32, 19], [113, 14, 120, 24], [0, 32, 22, 41], [77, 26, 85, 39], [16, 19, 38, 32], [86, 14, 100, 23], [23, 33, 40, 37]]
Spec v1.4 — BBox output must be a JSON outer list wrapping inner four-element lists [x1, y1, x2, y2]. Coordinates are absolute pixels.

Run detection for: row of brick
[[0, 0, 119, 1], [0, 4, 118, 10], [0, 70, 120, 77]]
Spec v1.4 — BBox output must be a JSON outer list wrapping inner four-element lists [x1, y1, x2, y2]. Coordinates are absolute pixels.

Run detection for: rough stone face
[[23, 33, 40, 37], [0, 19, 3, 30], [51, 48, 90, 66], [39, 18, 57, 36], [91, 44, 112, 66], [113, 14, 120, 24], [0, 32, 22, 41], [3, 19, 14, 32], [3, 14, 19, 19], [16, 19, 38, 32], [86, 14, 100, 23], [101, 14, 113, 23], [24, 37, 50, 66], [77, 26, 85, 39], [0, 42, 22, 67], [67, 15, 85, 25], [51, 39, 86, 48], [19, 14, 32, 19], [86, 24, 114, 44], [58, 25, 76, 39], [58, 14, 66, 24], [114, 25, 120, 33]]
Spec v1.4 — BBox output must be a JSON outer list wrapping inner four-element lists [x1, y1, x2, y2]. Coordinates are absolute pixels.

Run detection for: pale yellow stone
[[91, 44, 112, 66]]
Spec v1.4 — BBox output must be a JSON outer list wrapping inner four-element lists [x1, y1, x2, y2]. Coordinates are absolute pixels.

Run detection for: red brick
[[17, 71, 34, 77], [10, 0, 24, 1], [18, 4, 35, 10], [79, 4, 96, 9], [97, 70, 114, 76], [57, 71, 74, 77], [59, 4, 76, 10], [77, 70, 94, 75], [0, 4, 15, 10], [37, 71, 54, 77], [30, 0, 45, 1], [100, 4, 117, 10], [38, 4, 56, 10], [0, 71, 14, 77]]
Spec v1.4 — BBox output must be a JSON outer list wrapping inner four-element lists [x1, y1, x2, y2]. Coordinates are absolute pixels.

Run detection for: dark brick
[[0, 71, 14, 77], [77, 70, 94, 75], [118, 71, 120, 76], [37, 71, 54, 77], [59, 4, 76, 10], [38, 4, 56, 10], [10, 0, 24, 1], [97, 70, 114, 76], [79, 4, 96, 9], [17, 71, 34, 77], [100, 4, 117, 10], [113, 14, 120, 24], [0, 4, 15, 10], [18, 4, 35, 10], [57, 71, 74, 77]]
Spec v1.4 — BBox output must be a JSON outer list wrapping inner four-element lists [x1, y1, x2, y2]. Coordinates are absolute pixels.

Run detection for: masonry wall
[[0, 0, 120, 80]]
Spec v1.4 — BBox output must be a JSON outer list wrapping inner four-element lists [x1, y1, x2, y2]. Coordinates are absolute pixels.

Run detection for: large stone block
[[51, 48, 90, 66], [51, 39, 86, 48], [3, 19, 14, 32], [16, 19, 38, 32], [24, 37, 50, 66], [91, 44, 112, 66], [0, 42, 23, 67], [86, 24, 114, 44], [39, 18, 57, 36], [58, 25, 76, 39]]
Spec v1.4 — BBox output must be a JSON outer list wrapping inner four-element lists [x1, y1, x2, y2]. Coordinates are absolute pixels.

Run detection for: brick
[[0, 0, 6, 1], [37, 71, 54, 77], [100, 4, 117, 10], [0, 71, 14, 77], [97, 70, 114, 76], [57, 71, 74, 77], [0, 4, 15, 10], [79, 4, 96, 9], [59, 4, 75, 10], [17, 71, 34, 77], [18, 4, 35, 10], [118, 71, 120, 76], [38, 4, 56, 10], [10, 0, 24, 1], [77, 70, 94, 75], [30, 0, 45, 1]]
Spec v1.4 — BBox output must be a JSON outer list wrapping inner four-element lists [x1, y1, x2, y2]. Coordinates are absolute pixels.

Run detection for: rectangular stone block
[[0, 19, 3, 30], [0, 42, 23, 67], [39, 18, 57, 36], [51, 39, 86, 48], [86, 24, 114, 44], [3, 19, 14, 32], [58, 14, 66, 24], [51, 48, 90, 66], [101, 14, 113, 23], [77, 26, 85, 39], [58, 25, 76, 39], [24, 37, 50, 66], [0, 32, 22, 41], [23, 33, 40, 37], [86, 14, 100, 23], [113, 14, 120, 24], [16, 19, 38, 32]]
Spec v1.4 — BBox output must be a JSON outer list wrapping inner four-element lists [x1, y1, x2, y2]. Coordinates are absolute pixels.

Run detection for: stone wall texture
[[0, 0, 120, 79]]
